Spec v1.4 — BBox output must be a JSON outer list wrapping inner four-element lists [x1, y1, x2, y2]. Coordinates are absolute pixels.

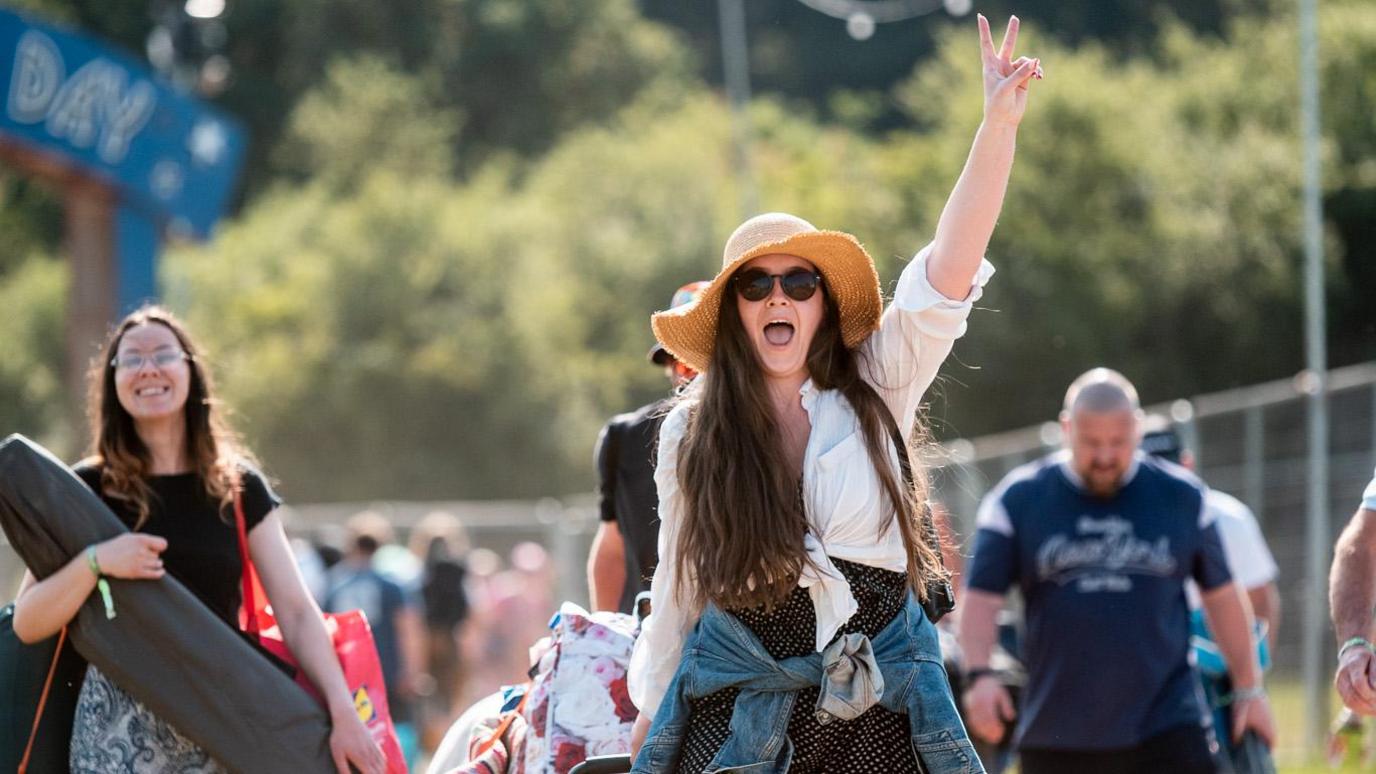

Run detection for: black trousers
[[1020, 723, 1219, 774]]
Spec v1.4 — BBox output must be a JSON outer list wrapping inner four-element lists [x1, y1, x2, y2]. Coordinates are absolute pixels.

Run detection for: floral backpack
[[520, 602, 640, 774]]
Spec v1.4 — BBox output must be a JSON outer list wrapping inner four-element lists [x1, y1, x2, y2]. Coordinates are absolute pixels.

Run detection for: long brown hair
[[674, 281, 945, 612], [86, 305, 251, 528]]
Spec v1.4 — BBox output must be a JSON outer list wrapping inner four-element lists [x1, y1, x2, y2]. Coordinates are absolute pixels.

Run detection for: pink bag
[[234, 493, 408, 773]]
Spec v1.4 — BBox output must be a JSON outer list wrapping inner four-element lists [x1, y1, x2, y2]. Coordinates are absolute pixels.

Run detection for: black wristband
[[965, 667, 998, 684]]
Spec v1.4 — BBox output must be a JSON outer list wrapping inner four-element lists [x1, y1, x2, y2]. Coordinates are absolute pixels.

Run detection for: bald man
[[957, 368, 1275, 774]]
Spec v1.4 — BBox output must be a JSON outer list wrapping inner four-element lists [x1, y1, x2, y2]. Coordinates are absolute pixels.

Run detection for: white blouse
[[627, 244, 994, 718]]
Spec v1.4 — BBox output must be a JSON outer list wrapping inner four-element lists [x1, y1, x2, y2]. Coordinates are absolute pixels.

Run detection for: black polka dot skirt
[[674, 558, 923, 774]]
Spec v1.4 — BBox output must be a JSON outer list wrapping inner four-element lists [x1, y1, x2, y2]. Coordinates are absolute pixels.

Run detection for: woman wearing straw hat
[[626, 14, 1039, 774]]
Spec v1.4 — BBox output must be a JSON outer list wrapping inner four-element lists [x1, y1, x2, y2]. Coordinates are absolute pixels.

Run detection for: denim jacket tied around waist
[[631, 592, 984, 774]]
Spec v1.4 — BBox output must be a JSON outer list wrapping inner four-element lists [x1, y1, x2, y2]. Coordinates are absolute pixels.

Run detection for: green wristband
[[85, 545, 116, 620], [1339, 637, 1376, 660]]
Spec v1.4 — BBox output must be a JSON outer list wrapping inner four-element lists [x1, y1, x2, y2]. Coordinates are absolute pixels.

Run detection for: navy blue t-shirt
[[965, 451, 1231, 751]]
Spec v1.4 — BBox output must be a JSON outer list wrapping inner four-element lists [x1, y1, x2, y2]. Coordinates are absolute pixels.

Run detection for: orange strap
[[473, 688, 531, 759], [19, 626, 68, 774]]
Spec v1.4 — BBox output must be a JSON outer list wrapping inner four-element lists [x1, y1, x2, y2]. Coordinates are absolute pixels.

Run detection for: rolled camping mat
[[0, 434, 337, 773]]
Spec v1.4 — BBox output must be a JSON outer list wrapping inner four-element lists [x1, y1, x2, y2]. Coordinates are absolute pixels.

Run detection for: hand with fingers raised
[[977, 14, 1042, 128]]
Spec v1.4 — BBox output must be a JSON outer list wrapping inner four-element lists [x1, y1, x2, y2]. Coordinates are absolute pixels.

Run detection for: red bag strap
[[19, 626, 67, 774], [233, 489, 262, 634]]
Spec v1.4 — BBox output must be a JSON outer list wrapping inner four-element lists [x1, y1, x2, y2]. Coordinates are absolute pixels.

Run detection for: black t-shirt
[[594, 399, 667, 614], [73, 461, 281, 628], [421, 558, 469, 630]]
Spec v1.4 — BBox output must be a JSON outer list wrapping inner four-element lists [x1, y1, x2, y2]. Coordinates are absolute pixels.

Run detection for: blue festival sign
[[0, 7, 245, 240]]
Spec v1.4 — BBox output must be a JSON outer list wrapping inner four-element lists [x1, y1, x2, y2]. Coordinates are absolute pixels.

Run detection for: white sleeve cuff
[[893, 243, 996, 312]]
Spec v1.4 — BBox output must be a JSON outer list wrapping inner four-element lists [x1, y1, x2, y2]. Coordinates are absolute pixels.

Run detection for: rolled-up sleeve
[[1363, 469, 1376, 512], [627, 404, 695, 719], [860, 243, 995, 440]]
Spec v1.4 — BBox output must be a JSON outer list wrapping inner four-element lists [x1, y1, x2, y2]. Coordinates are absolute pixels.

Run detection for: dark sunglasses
[[732, 267, 822, 302]]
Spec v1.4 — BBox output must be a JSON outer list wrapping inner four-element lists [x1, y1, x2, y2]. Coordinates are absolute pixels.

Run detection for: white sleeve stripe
[[1198, 493, 1215, 529], [975, 497, 1014, 536], [975, 461, 1045, 538]]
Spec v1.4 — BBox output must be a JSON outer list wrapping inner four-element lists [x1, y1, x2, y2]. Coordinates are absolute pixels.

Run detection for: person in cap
[[958, 369, 1276, 774], [1329, 468, 1376, 716], [588, 281, 707, 615], [626, 15, 1039, 772]]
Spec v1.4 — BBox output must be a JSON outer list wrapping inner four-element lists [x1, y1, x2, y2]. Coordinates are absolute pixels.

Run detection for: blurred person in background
[[292, 533, 331, 604], [325, 511, 427, 766], [455, 546, 505, 709], [959, 368, 1275, 774], [588, 280, 707, 614], [458, 541, 557, 705], [1140, 422, 1278, 769], [1140, 424, 1280, 646], [11, 305, 385, 773], [1330, 468, 1376, 716], [408, 511, 473, 747]]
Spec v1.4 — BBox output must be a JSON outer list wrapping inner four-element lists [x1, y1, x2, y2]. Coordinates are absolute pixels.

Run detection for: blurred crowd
[[289, 511, 555, 763]]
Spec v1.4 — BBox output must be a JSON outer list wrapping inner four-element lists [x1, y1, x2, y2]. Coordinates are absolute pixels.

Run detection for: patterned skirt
[[674, 558, 925, 774], [69, 665, 229, 774]]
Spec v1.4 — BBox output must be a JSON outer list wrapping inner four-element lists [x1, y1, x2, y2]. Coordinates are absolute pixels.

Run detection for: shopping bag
[[234, 493, 408, 773]]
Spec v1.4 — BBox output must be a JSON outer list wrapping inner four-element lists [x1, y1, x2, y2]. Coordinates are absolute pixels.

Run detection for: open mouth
[[135, 385, 170, 397], [763, 321, 795, 346]]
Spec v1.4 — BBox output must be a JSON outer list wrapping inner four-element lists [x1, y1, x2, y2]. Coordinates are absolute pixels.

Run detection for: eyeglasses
[[732, 268, 822, 302], [111, 350, 189, 371]]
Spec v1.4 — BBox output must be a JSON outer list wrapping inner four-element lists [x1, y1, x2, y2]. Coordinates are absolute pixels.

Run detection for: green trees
[[0, 1, 1372, 499]]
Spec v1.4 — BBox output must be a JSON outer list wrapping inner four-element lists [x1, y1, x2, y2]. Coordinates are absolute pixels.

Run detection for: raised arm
[[860, 16, 1037, 432], [927, 15, 1040, 298]]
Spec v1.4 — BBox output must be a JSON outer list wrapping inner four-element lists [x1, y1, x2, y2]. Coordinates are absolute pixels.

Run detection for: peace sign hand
[[978, 14, 1042, 127]]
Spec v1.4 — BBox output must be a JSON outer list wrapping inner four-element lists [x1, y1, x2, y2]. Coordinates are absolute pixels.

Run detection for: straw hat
[[651, 212, 882, 374]]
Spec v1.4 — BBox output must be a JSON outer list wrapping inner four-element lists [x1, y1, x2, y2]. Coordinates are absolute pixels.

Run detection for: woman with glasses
[[626, 15, 1039, 773], [11, 306, 386, 774]]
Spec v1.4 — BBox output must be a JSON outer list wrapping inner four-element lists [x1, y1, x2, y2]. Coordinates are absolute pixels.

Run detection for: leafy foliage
[[0, 1, 1372, 501]]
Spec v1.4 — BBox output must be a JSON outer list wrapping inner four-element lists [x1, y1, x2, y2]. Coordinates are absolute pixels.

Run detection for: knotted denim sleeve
[[813, 632, 885, 724], [632, 594, 984, 774]]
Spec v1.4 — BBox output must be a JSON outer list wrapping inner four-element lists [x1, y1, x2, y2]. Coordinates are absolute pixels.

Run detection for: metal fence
[[7, 361, 1375, 678], [928, 359, 1376, 678]]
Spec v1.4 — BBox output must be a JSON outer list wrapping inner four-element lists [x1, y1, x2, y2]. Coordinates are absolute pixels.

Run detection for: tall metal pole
[[1299, 0, 1330, 757], [718, 0, 759, 219]]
